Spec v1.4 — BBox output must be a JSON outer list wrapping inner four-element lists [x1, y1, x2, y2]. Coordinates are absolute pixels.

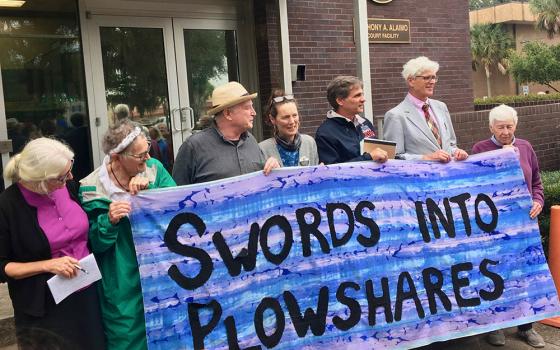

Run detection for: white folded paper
[[47, 253, 102, 304]]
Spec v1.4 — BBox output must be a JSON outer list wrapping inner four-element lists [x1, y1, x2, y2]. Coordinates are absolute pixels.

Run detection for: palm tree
[[530, 0, 560, 38], [470, 24, 513, 97]]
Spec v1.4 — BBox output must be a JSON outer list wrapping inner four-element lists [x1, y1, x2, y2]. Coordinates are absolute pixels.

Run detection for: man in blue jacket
[[315, 76, 387, 164]]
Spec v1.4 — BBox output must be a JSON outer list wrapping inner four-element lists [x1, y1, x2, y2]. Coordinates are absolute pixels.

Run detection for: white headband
[[109, 126, 142, 155]]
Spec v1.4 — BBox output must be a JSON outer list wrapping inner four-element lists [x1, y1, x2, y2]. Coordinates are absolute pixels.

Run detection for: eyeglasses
[[124, 142, 151, 160], [55, 159, 74, 183], [272, 95, 295, 104], [415, 75, 438, 82]]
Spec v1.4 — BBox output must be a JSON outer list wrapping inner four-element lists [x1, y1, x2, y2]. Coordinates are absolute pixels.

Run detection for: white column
[[0, 63, 11, 188], [278, 0, 293, 94], [354, 0, 373, 123]]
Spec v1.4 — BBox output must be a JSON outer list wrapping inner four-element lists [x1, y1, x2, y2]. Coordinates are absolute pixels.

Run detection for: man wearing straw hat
[[173, 81, 280, 185]]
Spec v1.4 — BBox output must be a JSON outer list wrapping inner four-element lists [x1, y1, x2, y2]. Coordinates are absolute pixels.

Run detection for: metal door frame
[[0, 64, 9, 189], [85, 15, 182, 166]]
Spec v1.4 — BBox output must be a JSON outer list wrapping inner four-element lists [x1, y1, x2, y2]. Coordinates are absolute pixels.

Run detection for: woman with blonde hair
[[0, 138, 105, 349], [80, 119, 175, 349]]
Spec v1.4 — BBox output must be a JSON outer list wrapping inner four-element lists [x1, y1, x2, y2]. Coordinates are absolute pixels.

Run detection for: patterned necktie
[[422, 103, 441, 147]]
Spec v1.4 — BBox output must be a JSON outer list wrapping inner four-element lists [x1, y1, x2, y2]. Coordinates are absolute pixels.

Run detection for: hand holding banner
[[130, 149, 560, 350]]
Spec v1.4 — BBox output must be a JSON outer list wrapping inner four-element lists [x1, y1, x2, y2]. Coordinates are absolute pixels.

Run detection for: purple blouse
[[471, 138, 544, 206], [18, 184, 90, 259]]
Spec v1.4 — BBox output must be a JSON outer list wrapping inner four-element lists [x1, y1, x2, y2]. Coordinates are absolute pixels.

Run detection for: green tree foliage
[[184, 30, 236, 123], [100, 27, 234, 121], [510, 41, 560, 92], [469, 0, 509, 10], [470, 24, 513, 97], [530, 0, 560, 38], [0, 17, 84, 115], [538, 170, 560, 257], [100, 27, 169, 116]]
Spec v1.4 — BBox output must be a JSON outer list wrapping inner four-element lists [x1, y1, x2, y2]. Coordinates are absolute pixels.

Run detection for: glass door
[[0, 1, 92, 186], [173, 18, 240, 133], [88, 16, 181, 173], [0, 63, 6, 191], [88, 16, 244, 173]]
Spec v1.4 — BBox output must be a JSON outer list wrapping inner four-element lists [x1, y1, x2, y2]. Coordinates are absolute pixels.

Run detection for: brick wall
[[253, 1, 559, 171], [452, 104, 560, 171], [255, 0, 357, 136], [254, 0, 283, 138], [254, 0, 474, 138]]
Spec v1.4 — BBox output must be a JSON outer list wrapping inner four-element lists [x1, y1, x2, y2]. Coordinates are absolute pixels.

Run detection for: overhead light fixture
[[0, 1, 25, 7]]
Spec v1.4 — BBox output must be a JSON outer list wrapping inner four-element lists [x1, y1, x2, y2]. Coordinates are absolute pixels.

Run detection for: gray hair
[[326, 76, 363, 111], [102, 119, 145, 154], [489, 104, 518, 126], [114, 104, 130, 121], [401, 56, 440, 80], [149, 126, 163, 140], [3, 137, 74, 193]]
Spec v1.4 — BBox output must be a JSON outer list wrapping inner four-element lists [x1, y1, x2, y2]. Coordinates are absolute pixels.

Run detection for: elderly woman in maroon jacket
[[472, 104, 544, 348]]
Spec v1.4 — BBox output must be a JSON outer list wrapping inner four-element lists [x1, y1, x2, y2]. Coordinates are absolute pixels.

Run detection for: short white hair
[[3, 138, 74, 193], [489, 104, 518, 126], [402, 56, 440, 80]]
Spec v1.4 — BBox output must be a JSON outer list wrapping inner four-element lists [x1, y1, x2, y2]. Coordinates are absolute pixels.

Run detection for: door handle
[[172, 107, 194, 132], [181, 106, 194, 130]]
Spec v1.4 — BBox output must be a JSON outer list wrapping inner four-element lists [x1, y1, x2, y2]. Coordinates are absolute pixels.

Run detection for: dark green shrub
[[539, 170, 560, 256], [474, 92, 560, 106]]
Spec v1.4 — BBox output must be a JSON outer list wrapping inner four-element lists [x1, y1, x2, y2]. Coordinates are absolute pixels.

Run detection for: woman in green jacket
[[80, 120, 175, 349]]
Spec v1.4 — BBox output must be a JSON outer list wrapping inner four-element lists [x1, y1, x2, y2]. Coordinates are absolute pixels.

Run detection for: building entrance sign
[[368, 18, 410, 43]]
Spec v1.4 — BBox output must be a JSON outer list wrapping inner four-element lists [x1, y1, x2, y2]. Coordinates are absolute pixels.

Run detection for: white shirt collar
[[99, 155, 131, 201]]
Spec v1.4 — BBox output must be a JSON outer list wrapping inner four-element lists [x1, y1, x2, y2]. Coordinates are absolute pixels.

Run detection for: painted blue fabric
[[129, 148, 560, 350]]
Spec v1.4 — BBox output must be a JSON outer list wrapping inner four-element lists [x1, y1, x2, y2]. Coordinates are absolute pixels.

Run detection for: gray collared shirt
[[172, 125, 266, 185]]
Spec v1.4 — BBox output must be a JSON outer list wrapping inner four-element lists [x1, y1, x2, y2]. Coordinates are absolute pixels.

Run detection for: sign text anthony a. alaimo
[[368, 18, 410, 43]]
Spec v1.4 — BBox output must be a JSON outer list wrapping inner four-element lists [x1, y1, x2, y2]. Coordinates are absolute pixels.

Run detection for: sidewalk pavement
[[1, 282, 559, 349], [418, 323, 560, 350], [1, 322, 559, 349], [0, 284, 14, 349]]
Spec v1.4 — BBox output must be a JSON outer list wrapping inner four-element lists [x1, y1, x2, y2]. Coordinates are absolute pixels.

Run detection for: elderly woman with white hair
[[0, 138, 105, 349], [80, 120, 175, 349], [472, 104, 545, 348]]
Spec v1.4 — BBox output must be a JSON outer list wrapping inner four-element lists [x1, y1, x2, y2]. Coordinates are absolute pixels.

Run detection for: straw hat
[[207, 82, 257, 116]]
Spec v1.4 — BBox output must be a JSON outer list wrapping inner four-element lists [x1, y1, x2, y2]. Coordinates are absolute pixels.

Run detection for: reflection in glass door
[[88, 17, 182, 173], [89, 17, 246, 169], [0, 62, 5, 192], [0, 3, 93, 181], [173, 18, 242, 135], [183, 29, 239, 130], [98, 26, 174, 172]]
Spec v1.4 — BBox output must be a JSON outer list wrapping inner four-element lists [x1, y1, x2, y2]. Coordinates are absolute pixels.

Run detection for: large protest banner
[[129, 149, 560, 350]]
